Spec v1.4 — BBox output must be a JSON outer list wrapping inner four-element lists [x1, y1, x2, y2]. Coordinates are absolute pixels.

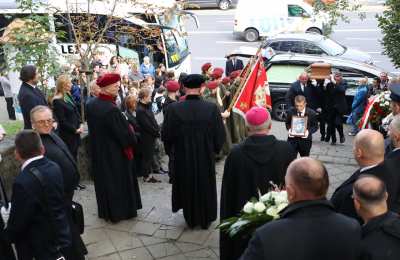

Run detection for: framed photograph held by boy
[[291, 116, 308, 137]]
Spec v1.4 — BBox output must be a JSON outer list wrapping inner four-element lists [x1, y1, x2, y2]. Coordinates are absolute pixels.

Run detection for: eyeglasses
[[34, 119, 55, 125]]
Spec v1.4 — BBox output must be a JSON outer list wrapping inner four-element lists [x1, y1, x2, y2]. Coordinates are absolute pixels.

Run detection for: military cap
[[390, 83, 400, 103], [183, 74, 206, 89]]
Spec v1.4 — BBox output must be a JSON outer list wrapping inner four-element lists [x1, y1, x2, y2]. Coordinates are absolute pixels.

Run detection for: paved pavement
[[75, 121, 358, 260]]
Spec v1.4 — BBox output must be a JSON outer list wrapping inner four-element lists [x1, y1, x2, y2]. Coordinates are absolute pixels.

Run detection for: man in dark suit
[[31, 105, 87, 259], [0, 130, 71, 260], [325, 72, 348, 145], [17, 65, 48, 129], [285, 72, 313, 108], [286, 95, 318, 157], [354, 175, 400, 260], [225, 56, 244, 76], [240, 158, 362, 260], [331, 129, 399, 222], [220, 107, 296, 260], [386, 115, 400, 161]]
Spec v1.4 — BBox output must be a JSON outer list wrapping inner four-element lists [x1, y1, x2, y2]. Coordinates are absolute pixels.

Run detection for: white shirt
[[300, 83, 305, 92], [393, 147, 400, 152], [297, 108, 306, 117], [21, 155, 44, 171], [360, 164, 379, 173]]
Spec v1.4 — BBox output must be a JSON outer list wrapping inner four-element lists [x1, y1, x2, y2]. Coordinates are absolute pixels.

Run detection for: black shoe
[[320, 136, 325, 142], [324, 137, 330, 142], [77, 184, 86, 190], [340, 136, 345, 144], [201, 222, 211, 230], [330, 141, 336, 146]]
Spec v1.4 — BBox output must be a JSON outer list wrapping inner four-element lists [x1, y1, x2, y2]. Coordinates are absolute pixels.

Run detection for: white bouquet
[[218, 188, 288, 238]]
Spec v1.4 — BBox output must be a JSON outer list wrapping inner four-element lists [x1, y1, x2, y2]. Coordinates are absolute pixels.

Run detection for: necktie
[[298, 112, 301, 117]]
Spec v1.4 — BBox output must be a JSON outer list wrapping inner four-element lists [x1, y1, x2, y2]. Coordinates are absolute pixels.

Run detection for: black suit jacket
[[326, 81, 348, 115], [2, 157, 70, 260], [52, 98, 81, 149], [285, 107, 318, 141], [285, 80, 313, 107], [225, 58, 244, 76], [361, 211, 400, 260], [17, 82, 48, 129], [385, 149, 400, 212], [240, 200, 361, 260], [40, 132, 80, 195], [331, 162, 399, 222]]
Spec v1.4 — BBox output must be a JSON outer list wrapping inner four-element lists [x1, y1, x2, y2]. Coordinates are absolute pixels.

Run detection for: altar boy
[[285, 95, 319, 157]]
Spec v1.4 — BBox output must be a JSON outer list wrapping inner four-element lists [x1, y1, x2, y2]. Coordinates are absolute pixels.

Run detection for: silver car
[[262, 33, 374, 65]]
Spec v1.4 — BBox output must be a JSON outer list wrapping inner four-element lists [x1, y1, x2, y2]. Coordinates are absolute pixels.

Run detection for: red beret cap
[[222, 77, 230, 85], [207, 81, 219, 90], [165, 80, 180, 92], [245, 107, 270, 126], [201, 62, 212, 73], [211, 67, 224, 80], [96, 73, 121, 88], [229, 70, 241, 80]]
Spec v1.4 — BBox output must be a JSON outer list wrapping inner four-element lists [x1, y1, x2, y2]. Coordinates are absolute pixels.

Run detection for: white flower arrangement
[[218, 186, 289, 238]]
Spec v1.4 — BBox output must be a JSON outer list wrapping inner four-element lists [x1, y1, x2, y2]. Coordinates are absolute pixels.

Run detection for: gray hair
[[30, 105, 52, 123], [390, 115, 400, 133]]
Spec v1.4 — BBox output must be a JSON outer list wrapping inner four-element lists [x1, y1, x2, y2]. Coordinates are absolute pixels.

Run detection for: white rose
[[260, 192, 272, 203], [243, 202, 255, 214], [274, 192, 288, 205], [254, 202, 266, 213], [266, 206, 279, 219], [385, 101, 389, 106], [277, 203, 288, 212]]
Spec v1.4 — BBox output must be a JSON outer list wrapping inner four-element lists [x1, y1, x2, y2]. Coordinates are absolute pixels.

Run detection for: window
[[288, 5, 307, 17], [279, 41, 303, 53], [267, 64, 308, 84], [303, 42, 325, 55], [268, 41, 280, 51]]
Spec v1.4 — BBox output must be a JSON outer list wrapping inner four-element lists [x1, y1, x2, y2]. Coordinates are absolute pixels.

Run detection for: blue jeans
[[350, 111, 362, 134]]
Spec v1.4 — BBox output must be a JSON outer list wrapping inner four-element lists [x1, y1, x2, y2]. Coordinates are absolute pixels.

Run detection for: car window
[[279, 41, 303, 53], [303, 42, 325, 55], [267, 64, 307, 84], [319, 38, 345, 56], [288, 5, 307, 17], [268, 41, 280, 51]]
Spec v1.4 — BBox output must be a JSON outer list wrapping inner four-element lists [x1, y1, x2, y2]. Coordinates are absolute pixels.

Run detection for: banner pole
[[227, 46, 263, 112]]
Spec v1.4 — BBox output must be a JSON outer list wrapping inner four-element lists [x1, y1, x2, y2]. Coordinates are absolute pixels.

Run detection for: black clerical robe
[[220, 135, 296, 260], [86, 94, 142, 222], [162, 95, 225, 228]]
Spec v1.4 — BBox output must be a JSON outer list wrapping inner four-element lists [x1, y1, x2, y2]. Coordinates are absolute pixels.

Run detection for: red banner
[[232, 56, 271, 118]]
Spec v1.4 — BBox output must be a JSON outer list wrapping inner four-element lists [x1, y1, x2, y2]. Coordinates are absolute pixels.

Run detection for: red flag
[[232, 56, 271, 118]]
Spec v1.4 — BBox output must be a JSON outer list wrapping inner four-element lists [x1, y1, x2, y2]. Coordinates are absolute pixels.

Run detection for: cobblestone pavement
[[75, 121, 358, 259]]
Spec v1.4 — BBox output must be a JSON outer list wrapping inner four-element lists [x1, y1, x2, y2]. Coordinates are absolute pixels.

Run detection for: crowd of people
[[0, 54, 399, 260]]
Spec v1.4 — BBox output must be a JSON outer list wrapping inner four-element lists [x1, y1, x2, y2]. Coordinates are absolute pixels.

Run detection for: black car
[[226, 47, 391, 121], [184, 0, 238, 10]]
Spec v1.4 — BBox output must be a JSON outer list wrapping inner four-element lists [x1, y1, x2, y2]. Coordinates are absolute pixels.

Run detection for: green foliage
[[312, 0, 365, 36], [1, 0, 61, 95], [377, 0, 400, 69], [1, 120, 23, 136]]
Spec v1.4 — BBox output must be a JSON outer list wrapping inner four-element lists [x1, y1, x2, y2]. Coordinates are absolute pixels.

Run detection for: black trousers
[[5, 97, 16, 120], [318, 112, 327, 138], [327, 112, 344, 143], [288, 138, 312, 157]]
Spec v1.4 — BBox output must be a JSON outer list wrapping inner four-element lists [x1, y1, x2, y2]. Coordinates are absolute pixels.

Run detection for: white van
[[233, 0, 326, 42]]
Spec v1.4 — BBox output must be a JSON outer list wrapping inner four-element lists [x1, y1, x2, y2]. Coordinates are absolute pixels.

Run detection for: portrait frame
[[291, 116, 308, 137]]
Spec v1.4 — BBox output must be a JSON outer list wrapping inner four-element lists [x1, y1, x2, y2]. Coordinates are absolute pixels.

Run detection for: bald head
[[354, 129, 384, 164], [285, 158, 329, 202], [389, 116, 400, 148]]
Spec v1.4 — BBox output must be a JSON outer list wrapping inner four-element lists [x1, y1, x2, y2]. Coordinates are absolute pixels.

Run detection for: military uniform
[[229, 77, 247, 143]]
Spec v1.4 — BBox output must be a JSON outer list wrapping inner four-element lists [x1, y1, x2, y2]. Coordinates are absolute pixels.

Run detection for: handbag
[[71, 201, 84, 234]]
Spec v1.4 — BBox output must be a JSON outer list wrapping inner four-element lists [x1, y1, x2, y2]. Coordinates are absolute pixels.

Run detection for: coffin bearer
[[220, 107, 296, 260], [86, 73, 142, 223], [162, 74, 225, 229]]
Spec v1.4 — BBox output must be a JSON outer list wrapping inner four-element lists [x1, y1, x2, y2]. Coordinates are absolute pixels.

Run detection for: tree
[[377, 0, 400, 68], [308, 0, 365, 36], [0, 0, 61, 95]]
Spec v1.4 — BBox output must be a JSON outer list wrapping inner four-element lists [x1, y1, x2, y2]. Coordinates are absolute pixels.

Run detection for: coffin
[[310, 63, 331, 80]]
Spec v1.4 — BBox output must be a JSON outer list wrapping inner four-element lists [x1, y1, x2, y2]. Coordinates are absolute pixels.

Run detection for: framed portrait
[[291, 116, 308, 137]]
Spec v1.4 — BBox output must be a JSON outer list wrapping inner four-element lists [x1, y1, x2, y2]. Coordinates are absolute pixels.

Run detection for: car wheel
[[218, 0, 231, 10], [244, 28, 259, 42], [272, 100, 289, 121], [306, 27, 322, 35]]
